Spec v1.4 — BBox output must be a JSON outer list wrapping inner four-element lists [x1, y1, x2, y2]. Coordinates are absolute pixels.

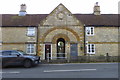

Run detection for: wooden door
[[45, 44, 51, 60]]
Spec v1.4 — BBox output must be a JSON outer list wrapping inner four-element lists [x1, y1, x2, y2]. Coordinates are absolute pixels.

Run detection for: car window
[[0, 51, 2, 56], [11, 51, 19, 56], [18, 51, 26, 55], [2, 51, 12, 55]]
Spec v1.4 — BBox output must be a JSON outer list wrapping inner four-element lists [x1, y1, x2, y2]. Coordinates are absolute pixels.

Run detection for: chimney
[[19, 4, 27, 16], [93, 2, 101, 15]]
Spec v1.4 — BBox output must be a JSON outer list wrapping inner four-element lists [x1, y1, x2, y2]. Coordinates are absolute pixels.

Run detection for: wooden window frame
[[26, 44, 35, 54], [86, 27, 94, 36], [87, 44, 95, 54], [27, 27, 36, 36]]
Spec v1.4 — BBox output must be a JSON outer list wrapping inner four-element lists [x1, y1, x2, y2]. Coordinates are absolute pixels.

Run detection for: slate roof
[[75, 14, 118, 26], [1, 14, 119, 27]]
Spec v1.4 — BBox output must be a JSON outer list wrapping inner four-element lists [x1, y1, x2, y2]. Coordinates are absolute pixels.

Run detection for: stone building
[[1, 3, 119, 60]]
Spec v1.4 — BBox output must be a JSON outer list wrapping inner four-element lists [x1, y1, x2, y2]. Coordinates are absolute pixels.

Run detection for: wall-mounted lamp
[[80, 43, 83, 50], [67, 44, 70, 48], [80, 46, 83, 50], [85, 41, 88, 44]]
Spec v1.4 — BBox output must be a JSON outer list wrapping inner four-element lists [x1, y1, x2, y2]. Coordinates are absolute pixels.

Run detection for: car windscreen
[[18, 51, 26, 55]]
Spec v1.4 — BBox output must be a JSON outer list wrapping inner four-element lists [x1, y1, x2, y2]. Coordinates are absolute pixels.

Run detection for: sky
[[0, 0, 119, 14]]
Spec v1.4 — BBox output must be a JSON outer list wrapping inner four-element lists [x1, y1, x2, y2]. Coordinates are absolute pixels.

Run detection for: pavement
[[1, 63, 119, 78]]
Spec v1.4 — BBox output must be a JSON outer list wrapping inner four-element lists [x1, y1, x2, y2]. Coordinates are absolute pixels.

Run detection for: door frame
[[44, 43, 52, 60]]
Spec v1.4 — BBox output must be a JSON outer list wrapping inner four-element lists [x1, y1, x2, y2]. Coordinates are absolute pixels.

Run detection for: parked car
[[0, 50, 40, 68]]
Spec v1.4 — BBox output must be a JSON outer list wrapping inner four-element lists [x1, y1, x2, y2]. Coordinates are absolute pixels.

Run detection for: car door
[[10, 51, 24, 65], [2, 51, 13, 66]]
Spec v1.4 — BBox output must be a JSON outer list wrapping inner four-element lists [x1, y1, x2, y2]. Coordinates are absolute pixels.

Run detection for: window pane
[[86, 27, 94, 36], [87, 30, 90, 34], [27, 27, 35, 36], [91, 27, 93, 34], [31, 44, 34, 47], [27, 48, 30, 53], [27, 44, 34, 54], [11, 51, 19, 55], [92, 46, 94, 52], [27, 44, 30, 53], [88, 44, 91, 52], [87, 44, 95, 54], [31, 49, 34, 53], [2, 51, 11, 55], [92, 44, 95, 53], [86, 27, 90, 35]]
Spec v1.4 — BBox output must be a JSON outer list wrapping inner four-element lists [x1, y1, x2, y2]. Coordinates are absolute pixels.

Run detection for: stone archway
[[52, 34, 70, 44], [52, 34, 70, 59], [39, 27, 81, 60], [41, 27, 80, 43]]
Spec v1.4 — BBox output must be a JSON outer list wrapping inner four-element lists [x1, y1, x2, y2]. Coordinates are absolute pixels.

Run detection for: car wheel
[[23, 59, 32, 68]]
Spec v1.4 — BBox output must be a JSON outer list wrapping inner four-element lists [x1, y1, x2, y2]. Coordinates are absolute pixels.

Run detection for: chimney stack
[[19, 4, 27, 16], [93, 2, 101, 15]]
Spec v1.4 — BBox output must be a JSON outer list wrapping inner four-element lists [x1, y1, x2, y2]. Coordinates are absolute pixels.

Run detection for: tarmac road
[[1, 63, 119, 78]]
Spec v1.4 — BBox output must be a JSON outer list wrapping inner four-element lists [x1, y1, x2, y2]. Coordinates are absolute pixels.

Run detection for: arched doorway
[[57, 38, 65, 59]]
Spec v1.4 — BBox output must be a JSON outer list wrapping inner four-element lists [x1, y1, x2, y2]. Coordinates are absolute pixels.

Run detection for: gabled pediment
[[41, 3, 82, 26]]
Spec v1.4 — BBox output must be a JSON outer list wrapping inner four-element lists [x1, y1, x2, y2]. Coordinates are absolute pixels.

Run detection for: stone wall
[[2, 43, 37, 55], [1, 27, 37, 54], [95, 44, 118, 56], [2, 43, 26, 51], [41, 4, 82, 26], [86, 27, 118, 42], [2, 27, 37, 43], [43, 56, 119, 63], [86, 27, 118, 56]]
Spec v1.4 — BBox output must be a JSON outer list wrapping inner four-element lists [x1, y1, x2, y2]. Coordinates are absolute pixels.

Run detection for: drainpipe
[[36, 26, 39, 56], [84, 24, 86, 55]]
